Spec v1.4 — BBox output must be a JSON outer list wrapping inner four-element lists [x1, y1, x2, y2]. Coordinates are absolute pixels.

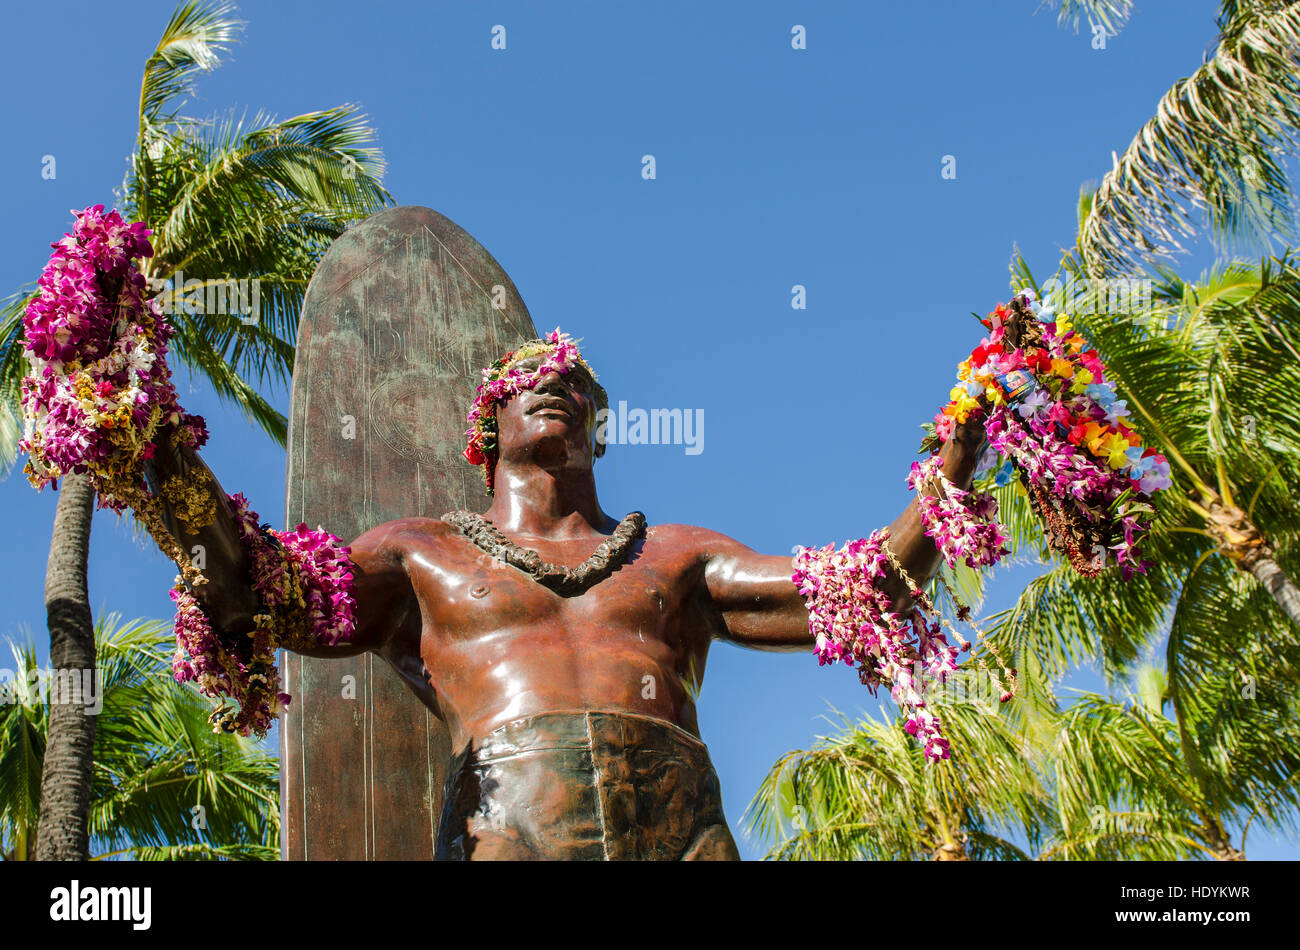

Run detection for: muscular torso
[[361, 519, 760, 753]]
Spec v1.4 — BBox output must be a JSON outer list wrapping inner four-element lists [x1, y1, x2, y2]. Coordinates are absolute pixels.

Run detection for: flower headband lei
[[463, 328, 602, 494]]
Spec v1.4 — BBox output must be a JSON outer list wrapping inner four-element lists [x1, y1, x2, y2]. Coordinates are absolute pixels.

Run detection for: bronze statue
[[146, 338, 986, 860]]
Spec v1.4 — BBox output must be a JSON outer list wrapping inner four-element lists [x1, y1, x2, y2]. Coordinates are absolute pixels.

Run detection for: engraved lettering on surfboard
[[369, 374, 469, 465]]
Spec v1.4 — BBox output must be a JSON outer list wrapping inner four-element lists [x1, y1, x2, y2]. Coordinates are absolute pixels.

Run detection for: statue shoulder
[[350, 517, 460, 561], [644, 522, 755, 560]]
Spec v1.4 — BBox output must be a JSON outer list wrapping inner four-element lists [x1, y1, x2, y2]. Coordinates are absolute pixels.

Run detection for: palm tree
[[983, 235, 1300, 849], [1037, 660, 1300, 860], [750, 656, 1299, 860], [1039, 0, 1300, 276], [746, 690, 1052, 860], [988, 0, 1300, 855], [0, 614, 280, 860], [0, 0, 392, 859], [1035, 0, 1134, 36]]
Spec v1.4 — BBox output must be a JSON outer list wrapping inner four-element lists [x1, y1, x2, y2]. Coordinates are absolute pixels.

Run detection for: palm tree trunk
[[34, 472, 97, 861], [930, 811, 970, 860], [1246, 556, 1300, 628], [1203, 817, 1246, 861], [1206, 501, 1300, 628]]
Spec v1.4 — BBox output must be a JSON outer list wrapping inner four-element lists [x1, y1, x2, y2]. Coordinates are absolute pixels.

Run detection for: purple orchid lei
[[792, 452, 1011, 762], [19, 205, 207, 508], [19, 206, 357, 737], [170, 493, 356, 736], [907, 455, 1009, 570], [793, 533, 962, 761]]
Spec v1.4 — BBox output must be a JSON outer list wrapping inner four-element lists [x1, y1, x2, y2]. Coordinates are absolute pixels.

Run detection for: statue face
[[494, 355, 601, 468]]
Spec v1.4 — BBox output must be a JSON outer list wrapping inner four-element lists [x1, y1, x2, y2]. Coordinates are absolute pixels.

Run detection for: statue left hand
[[952, 416, 989, 456]]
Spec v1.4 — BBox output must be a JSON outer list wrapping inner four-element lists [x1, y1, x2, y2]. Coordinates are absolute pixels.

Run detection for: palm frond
[[139, 1, 243, 127], [0, 289, 35, 474], [747, 702, 1049, 860], [166, 324, 287, 444], [0, 634, 46, 859], [132, 105, 392, 394], [1036, 0, 1134, 36], [1077, 4, 1300, 274]]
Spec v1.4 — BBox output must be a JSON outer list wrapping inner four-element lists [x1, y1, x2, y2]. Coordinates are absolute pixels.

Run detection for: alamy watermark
[[596, 401, 704, 455], [0, 667, 103, 714], [1039, 275, 1154, 317], [151, 270, 261, 324]]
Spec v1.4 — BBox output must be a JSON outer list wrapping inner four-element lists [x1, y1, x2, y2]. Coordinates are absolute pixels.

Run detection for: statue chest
[[412, 540, 703, 649]]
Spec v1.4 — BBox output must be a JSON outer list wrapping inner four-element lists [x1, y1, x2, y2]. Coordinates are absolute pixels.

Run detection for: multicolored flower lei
[[463, 328, 600, 493], [170, 494, 356, 736], [19, 207, 356, 736], [19, 205, 207, 509], [795, 287, 1174, 760], [928, 290, 1170, 578]]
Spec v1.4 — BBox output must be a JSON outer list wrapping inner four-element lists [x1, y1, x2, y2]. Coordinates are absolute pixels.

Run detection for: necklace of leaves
[[441, 509, 647, 596]]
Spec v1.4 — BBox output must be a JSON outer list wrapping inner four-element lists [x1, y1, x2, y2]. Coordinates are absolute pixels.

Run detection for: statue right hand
[[144, 440, 261, 636]]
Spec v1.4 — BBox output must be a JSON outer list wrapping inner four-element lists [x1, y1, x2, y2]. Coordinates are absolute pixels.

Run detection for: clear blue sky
[[1, 0, 1293, 859]]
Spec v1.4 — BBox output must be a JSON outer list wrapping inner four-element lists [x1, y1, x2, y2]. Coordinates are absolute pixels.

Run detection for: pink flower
[[19, 206, 204, 510], [908, 456, 1008, 569], [170, 494, 359, 736], [794, 533, 964, 761]]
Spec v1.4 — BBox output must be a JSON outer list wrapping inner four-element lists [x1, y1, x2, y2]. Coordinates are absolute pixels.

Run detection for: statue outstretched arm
[[145, 439, 259, 637], [702, 422, 987, 649], [871, 419, 988, 609], [146, 441, 412, 657]]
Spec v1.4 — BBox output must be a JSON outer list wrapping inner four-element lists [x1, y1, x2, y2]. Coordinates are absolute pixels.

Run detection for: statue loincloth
[[435, 710, 740, 860]]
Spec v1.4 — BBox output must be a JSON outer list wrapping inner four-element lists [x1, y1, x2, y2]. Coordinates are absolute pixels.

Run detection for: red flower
[[1024, 348, 1052, 374], [969, 341, 1004, 366], [463, 444, 486, 466]]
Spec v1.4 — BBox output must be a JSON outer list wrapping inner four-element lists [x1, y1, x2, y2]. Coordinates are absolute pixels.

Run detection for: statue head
[[463, 329, 608, 493]]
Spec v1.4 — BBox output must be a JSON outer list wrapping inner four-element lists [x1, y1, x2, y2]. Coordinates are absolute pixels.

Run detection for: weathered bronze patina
[[437, 710, 738, 860]]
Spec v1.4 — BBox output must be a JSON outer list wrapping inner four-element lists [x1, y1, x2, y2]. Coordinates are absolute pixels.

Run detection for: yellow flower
[[948, 391, 981, 423], [1050, 358, 1075, 379], [1056, 313, 1074, 335], [956, 360, 972, 381], [985, 384, 1005, 406], [1102, 433, 1131, 469]]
